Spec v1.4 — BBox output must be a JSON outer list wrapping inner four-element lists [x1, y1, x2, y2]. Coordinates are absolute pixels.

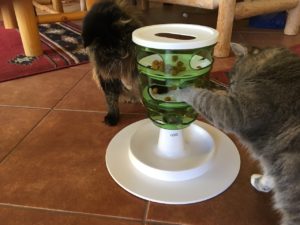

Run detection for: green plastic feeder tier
[[132, 24, 219, 129]]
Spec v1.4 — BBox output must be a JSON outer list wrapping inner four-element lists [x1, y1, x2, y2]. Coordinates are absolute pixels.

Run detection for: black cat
[[82, 0, 143, 125]]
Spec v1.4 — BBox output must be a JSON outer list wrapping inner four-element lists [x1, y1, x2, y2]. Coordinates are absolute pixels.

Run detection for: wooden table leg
[[284, 0, 300, 35], [80, 0, 87, 11], [52, 0, 64, 13], [85, 0, 95, 10], [141, 0, 149, 10], [214, 0, 236, 58], [0, 1, 18, 28], [12, 0, 43, 56]]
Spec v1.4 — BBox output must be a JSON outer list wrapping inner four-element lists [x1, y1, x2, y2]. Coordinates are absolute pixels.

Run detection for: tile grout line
[[53, 107, 146, 115], [46, 66, 147, 117], [142, 202, 184, 225], [53, 108, 107, 113], [144, 219, 185, 225], [142, 201, 150, 225], [0, 68, 148, 223], [0, 108, 52, 164], [0, 202, 184, 225], [50, 69, 91, 110], [0, 105, 51, 110], [0, 202, 143, 223], [0, 70, 91, 164], [0, 68, 91, 111], [0, 105, 145, 116]]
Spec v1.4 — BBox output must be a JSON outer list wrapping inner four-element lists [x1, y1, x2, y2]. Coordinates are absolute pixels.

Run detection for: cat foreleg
[[99, 77, 122, 126], [250, 174, 274, 192], [176, 87, 240, 131], [175, 86, 197, 104]]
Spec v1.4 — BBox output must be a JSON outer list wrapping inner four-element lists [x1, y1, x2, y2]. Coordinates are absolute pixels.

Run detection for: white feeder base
[[129, 123, 215, 182], [105, 119, 240, 204]]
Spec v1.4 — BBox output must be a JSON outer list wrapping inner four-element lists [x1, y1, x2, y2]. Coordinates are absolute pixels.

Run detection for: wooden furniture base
[[0, 1, 18, 29], [2, 0, 299, 57], [143, 0, 300, 57], [13, 0, 43, 56], [0, 0, 95, 57]]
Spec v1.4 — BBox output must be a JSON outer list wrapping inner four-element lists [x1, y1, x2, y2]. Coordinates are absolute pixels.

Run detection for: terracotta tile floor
[[1, 2, 300, 225]]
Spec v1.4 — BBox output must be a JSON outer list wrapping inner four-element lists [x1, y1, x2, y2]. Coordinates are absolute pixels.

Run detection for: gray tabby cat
[[177, 43, 300, 225]]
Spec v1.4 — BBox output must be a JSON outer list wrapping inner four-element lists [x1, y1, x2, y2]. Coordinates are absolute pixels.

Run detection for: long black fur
[[82, 0, 143, 125]]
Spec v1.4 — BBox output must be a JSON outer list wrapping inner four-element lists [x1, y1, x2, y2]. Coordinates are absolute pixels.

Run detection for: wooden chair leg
[[0, 1, 18, 28], [141, 0, 149, 10], [80, 0, 86, 11], [214, 0, 236, 57], [52, 0, 64, 13], [12, 0, 43, 56], [85, 0, 95, 10], [284, 0, 300, 35]]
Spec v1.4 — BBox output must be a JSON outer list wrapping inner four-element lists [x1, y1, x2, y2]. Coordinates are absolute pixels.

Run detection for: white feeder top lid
[[132, 23, 219, 50]]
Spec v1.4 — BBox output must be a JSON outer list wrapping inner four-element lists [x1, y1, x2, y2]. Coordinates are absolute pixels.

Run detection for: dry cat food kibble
[[151, 87, 158, 94], [164, 96, 172, 101], [150, 86, 175, 102], [151, 56, 186, 75], [172, 55, 178, 62], [151, 60, 164, 71]]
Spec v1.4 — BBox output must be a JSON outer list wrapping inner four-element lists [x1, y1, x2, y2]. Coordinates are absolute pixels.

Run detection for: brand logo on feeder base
[[170, 132, 179, 137]]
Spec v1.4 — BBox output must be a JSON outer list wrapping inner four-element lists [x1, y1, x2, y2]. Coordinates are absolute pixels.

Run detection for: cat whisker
[[119, 60, 123, 76], [121, 52, 129, 59], [119, 18, 132, 24], [107, 61, 115, 78]]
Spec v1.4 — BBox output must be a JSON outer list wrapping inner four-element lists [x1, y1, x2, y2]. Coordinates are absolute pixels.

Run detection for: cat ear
[[230, 42, 248, 57]]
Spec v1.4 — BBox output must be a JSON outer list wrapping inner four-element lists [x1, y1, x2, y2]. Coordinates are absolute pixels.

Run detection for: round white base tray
[[106, 119, 240, 204]]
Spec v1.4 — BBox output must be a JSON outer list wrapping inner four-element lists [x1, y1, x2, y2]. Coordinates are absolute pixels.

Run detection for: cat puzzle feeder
[[106, 24, 240, 204]]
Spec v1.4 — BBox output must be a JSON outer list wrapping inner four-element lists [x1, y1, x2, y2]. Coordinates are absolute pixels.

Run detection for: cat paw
[[104, 114, 119, 126], [251, 174, 274, 193], [174, 87, 194, 102]]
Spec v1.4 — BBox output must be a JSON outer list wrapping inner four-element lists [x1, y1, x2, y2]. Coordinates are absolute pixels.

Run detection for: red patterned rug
[[0, 22, 89, 82], [1, 21, 299, 86]]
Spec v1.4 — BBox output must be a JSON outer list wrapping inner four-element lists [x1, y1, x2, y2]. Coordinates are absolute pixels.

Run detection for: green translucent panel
[[136, 45, 215, 130]]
